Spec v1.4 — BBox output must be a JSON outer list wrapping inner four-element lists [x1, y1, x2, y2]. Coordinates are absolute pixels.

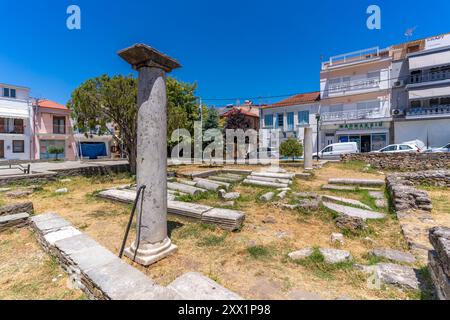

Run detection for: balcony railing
[[0, 125, 24, 134], [322, 47, 382, 69], [410, 70, 450, 84], [405, 105, 450, 117], [321, 108, 383, 122], [328, 78, 380, 95], [53, 125, 66, 134]]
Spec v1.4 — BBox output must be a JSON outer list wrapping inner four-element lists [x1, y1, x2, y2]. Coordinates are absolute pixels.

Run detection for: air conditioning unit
[[393, 80, 405, 87], [392, 109, 402, 116]]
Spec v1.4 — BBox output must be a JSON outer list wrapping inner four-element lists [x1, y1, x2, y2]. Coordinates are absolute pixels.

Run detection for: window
[[264, 114, 273, 127], [53, 116, 66, 134], [298, 111, 309, 124], [380, 145, 397, 152], [3, 88, 9, 97], [331, 104, 344, 112], [322, 146, 333, 153], [12, 140, 24, 153], [13, 119, 24, 134], [440, 97, 450, 105], [411, 100, 421, 108], [0, 118, 6, 133], [10, 89, 16, 98], [275, 113, 284, 129], [287, 112, 294, 130], [399, 145, 413, 150]]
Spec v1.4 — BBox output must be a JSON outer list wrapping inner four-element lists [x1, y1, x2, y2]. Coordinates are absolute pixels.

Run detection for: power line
[[200, 71, 449, 103]]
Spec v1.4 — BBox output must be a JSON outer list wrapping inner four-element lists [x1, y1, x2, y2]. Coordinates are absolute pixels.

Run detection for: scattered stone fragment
[[55, 188, 69, 194], [371, 248, 416, 264], [319, 248, 352, 264], [295, 173, 312, 180], [323, 202, 385, 220], [0, 188, 12, 193], [5, 190, 33, 198], [218, 189, 240, 200], [328, 178, 385, 186], [369, 191, 385, 199], [0, 213, 30, 232], [168, 182, 207, 196], [220, 201, 235, 207], [168, 272, 243, 300], [281, 204, 299, 210], [288, 248, 313, 260], [375, 263, 420, 290], [277, 191, 287, 199], [194, 178, 227, 191], [322, 195, 372, 210], [0, 202, 34, 216], [178, 179, 197, 186], [244, 179, 288, 189], [262, 216, 277, 224], [275, 231, 290, 239], [375, 198, 388, 209], [277, 187, 291, 191], [321, 184, 356, 191], [292, 192, 319, 199], [260, 192, 275, 202], [331, 233, 344, 246], [60, 178, 72, 183], [297, 199, 321, 211], [335, 215, 366, 231]]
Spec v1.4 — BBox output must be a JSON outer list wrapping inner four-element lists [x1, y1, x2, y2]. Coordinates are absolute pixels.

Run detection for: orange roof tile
[[37, 99, 69, 110], [264, 91, 320, 109]]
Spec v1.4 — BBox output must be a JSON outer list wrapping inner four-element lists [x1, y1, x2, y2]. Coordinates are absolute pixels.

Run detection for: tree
[[224, 109, 252, 130], [47, 146, 65, 161], [68, 75, 138, 172], [203, 107, 220, 131], [69, 75, 198, 174], [280, 137, 303, 162]]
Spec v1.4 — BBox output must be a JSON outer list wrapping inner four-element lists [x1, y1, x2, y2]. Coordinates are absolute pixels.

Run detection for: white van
[[313, 142, 359, 159]]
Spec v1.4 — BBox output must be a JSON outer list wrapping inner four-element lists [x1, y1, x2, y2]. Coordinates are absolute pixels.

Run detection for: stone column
[[304, 127, 313, 170], [118, 44, 181, 266]]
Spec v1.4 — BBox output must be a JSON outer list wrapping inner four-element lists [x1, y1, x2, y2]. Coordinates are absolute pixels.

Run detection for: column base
[[124, 237, 177, 266]]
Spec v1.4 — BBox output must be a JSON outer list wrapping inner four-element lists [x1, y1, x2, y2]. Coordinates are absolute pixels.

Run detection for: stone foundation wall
[[385, 171, 447, 212], [428, 227, 450, 300], [342, 153, 450, 171]]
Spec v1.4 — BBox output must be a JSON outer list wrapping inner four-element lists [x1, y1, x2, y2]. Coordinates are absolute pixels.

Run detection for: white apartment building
[[391, 33, 450, 148], [0, 83, 33, 160], [319, 47, 393, 152], [260, 92, 321, 153]]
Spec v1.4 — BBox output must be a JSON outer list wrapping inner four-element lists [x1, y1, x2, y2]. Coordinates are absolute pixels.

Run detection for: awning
[[0, 105, 30, 119], [409, 50, 450, 71], [409, 86, 450, 100]]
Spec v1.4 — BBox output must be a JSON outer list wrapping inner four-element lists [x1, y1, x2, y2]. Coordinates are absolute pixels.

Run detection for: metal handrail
[[118, 185, 146, 259]]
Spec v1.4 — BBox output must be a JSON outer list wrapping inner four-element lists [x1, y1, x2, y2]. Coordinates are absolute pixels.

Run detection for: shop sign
[[339, 122, 383, 130]]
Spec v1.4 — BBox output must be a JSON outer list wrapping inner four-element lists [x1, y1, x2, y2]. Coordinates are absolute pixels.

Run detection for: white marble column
[[304, 127, 313, 170], [119, 44, 181, 266]]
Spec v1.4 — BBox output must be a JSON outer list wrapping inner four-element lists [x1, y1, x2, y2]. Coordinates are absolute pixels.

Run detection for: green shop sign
[[339, 122, 383, 130]]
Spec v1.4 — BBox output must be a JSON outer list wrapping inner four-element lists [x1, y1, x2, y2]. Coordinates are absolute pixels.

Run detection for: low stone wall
[[0, 163, 130, 186], [428, 227, 450, 300], [342, 153, 450, 171], [0, 202, 34, 216]]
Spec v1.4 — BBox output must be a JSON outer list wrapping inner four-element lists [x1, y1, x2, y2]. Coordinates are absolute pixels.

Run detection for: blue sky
[[1, 0, 449, 106]]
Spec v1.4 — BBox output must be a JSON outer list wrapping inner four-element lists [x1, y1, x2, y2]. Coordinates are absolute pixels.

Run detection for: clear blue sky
[[1, 0, 449, 106]]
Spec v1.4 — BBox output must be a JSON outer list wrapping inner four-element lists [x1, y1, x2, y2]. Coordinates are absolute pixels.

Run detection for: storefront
[[321, 121, 390, 152]]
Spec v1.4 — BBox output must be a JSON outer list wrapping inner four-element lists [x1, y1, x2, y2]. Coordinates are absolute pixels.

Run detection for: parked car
[[425, 143, 450, 153], [313, 142, 359, 160], [375, 143, 421, 153]]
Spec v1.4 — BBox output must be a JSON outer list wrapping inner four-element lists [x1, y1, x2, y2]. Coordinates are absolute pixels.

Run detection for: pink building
[[33, 100, 76, 161]]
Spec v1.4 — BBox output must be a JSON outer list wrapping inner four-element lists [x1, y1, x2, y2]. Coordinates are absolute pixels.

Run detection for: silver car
[[426, 143, 450, 153]]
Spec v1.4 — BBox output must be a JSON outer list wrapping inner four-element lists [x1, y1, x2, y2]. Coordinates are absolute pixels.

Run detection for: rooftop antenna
[[404, 26, 417, 41]]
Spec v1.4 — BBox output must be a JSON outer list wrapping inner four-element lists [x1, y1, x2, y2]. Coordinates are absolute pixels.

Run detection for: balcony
[[409, 70, 450, 85], [405, 105, 450, 118], [322, 47, 388, 70], [321, 108, 384, 122], [0, 124, 24, 134], [327, 78, 380, 96]]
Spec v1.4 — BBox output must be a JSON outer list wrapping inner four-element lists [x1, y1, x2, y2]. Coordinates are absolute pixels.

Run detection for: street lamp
[[315, 113, 321, 161]]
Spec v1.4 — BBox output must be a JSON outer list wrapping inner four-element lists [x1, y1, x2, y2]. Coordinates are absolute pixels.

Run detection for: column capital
[[118, 43, 181, 72]]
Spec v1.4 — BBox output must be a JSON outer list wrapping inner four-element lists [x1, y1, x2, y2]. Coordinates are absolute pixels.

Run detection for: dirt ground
[[0, 162, 445, 300]]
